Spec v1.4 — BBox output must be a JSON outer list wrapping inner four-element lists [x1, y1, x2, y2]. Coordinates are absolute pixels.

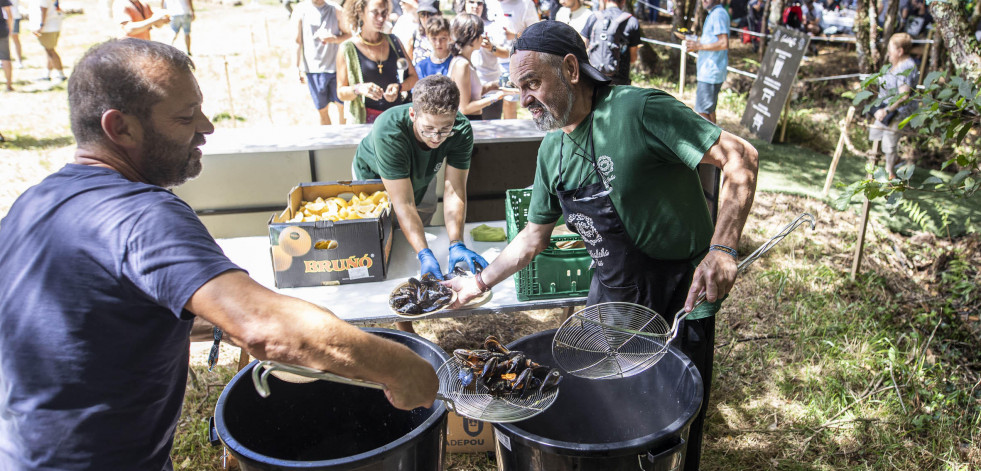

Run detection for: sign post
[[740, 27, 810, 142]]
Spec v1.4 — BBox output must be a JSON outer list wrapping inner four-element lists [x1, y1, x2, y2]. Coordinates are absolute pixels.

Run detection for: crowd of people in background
[[284, 0, 657, 124], [734, 0, 937, 42], [0, 0, 197, 90]]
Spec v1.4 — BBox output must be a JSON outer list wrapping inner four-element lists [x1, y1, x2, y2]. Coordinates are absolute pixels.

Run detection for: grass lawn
[[0, 0, 978, 469]]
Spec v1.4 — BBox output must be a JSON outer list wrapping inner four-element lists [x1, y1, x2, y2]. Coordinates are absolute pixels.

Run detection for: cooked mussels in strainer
[[389, 274, 454, 315], [454, 335, 563, 398]]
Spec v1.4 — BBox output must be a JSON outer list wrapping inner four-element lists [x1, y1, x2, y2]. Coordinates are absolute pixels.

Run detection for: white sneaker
[[52, 74, 67, 83], [14, 61, 24, 69]]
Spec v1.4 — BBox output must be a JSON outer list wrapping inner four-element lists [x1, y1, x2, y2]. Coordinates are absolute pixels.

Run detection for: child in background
[[414, 16, 452, 79]]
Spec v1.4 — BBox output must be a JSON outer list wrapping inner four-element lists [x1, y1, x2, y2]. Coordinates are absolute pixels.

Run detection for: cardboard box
[[446, 411, 495, 453], [268, 181, 394, 288]]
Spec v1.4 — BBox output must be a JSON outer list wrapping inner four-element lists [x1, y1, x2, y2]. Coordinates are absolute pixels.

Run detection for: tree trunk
[[693, 0, 705, 33], [880, 0, 900, 65], [686, 0, 699, 29], [929, 32, 944, 75], [758, 0, 772, 61], [928, 0, 981, 81], [867, 0, 880, 69], [672, 0, 686, 31], [970, 0, 980, 33], [853, 0, 875, 73]]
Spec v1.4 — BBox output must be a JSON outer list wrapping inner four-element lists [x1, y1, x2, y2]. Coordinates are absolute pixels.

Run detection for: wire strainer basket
[[435, 357, 558, 423], [552, 213, 816, 380], [253, 358, 558, 424]]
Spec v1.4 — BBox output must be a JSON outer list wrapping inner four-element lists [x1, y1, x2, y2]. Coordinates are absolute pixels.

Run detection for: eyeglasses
[[207, 326, 222, 371], [420, 128, 456, 139], [467, 0, 484, 5]]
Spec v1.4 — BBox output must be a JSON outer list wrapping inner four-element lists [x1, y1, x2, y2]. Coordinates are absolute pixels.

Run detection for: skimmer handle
[[668, 213, 816, 336], [251, 360, 455, 408]]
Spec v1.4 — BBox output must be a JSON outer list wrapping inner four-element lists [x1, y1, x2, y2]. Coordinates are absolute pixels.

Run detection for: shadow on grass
[[753, 138, 981, 237], [2, 135, 75, 151]]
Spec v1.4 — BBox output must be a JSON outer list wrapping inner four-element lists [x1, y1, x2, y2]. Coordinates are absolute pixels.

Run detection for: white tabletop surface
[[217, 221, 585, 324], [201, 120, 546, 156]]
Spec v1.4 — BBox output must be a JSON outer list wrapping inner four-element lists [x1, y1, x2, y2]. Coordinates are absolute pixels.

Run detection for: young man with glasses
[[352, 75, 486, 332]]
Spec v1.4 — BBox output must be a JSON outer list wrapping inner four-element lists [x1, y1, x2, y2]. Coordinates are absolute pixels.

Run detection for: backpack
[[781, 4, 804, 29], [587, 11, 634, 78]]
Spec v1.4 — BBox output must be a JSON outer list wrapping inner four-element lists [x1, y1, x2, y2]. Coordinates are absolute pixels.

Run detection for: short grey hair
[[68, 39, 195, 145]]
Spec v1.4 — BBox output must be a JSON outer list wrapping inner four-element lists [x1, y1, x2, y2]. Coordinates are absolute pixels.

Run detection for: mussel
[[391, 275, 453, 315], [454, 336, 563, 398]]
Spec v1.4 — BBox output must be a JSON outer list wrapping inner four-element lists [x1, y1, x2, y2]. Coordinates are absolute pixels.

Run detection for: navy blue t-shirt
[[0, 165, 241, 470]]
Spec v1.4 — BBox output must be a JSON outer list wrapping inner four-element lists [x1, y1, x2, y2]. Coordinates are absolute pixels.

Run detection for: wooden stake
[[223, 56, 237, 127], [779, 97, 791, 143], [265, 17, 271, 49], [251, 28, 260, 78], [823, 106, 856, 196], [850, 140, 880, 280], [918, 29, 933, 86]]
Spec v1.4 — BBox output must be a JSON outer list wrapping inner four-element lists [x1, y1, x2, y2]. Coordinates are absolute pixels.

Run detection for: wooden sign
[[740, 27, 810, 142]]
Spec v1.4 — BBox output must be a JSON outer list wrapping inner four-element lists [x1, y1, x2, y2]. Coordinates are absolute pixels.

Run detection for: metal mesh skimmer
[[435, 357, 559, 423], [552, 213, 817, 380], [552, 303, 671, 380]]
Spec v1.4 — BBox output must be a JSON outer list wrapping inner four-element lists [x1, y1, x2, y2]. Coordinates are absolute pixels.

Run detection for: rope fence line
[[628, 1, 937, 46], [800, 72, 867, 83], [641, 37, 877, 84]]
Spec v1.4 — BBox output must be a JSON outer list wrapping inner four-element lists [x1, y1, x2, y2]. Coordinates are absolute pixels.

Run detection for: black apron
[[555, 114, 714, 471], [555, 115, 701, 315]]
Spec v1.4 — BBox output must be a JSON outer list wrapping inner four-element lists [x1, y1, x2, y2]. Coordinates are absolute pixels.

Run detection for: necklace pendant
[[377, 62, 384, 74]]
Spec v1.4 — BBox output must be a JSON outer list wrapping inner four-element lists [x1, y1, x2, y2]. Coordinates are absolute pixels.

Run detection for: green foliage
[[211, 112, 247, 123], [838, 69, 981, 217], [898, 199, 935, 233]]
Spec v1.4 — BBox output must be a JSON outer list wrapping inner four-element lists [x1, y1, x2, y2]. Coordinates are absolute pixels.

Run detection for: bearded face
[[140, 121, 206, 189], [527, 69, 576, 132]]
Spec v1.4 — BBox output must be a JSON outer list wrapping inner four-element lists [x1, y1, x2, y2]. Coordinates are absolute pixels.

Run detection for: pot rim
[[493, 329, 703, 457], [213, 327, 449, 468]]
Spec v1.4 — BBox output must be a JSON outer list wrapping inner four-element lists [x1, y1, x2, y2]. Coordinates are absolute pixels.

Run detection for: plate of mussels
[[389, 274, 457, 318]]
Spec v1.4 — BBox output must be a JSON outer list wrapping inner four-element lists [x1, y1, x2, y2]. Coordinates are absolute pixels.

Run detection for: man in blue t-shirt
[[685, 0, 729, 124], [0, 39, 438, 471]]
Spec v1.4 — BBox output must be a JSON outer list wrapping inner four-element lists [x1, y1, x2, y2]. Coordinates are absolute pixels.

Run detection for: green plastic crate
[[505, 189, 593, 301]]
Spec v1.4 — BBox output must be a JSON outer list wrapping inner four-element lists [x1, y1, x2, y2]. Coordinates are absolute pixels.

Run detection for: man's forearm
[[480, 223, 552, 288], [712, 138, 758, 249], [443, 192, 466, 243], [394, 203, 430, 253]]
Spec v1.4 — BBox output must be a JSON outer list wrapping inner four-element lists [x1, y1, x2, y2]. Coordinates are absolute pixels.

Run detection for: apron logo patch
[[587, 248, 609, 266], [597, 155, 616, 184], [433, 162, 443, 173], [566, 213, 603, 246]]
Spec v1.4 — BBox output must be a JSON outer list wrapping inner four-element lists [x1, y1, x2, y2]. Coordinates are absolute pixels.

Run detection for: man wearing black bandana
[[446, 21, 758, 470]]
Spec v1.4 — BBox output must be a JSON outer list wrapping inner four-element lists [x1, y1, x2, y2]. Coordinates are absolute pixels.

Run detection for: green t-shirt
[[528, 86, 721, 261], [529, 86, 726, 319], [353, 104, 474, 205]]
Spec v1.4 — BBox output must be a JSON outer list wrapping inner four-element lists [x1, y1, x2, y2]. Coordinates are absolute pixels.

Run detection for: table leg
[[237, 347, 251, 371]]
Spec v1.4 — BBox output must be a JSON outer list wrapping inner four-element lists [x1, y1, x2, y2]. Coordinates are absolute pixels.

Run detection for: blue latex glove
[[417, 248, 444, 280], [448, 242, 489, 273]]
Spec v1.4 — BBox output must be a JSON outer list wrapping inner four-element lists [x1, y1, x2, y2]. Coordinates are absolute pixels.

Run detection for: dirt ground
[[4, 1, 980, 469]]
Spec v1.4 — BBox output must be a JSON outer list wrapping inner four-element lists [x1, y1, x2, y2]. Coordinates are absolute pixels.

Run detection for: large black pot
[[493, 329, 703, 471], [210, 328, 448, 471]]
